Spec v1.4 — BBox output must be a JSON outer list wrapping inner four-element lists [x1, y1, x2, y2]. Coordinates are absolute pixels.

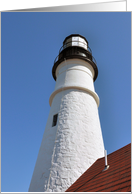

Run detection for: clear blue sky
[[1, 12, 131, 192]]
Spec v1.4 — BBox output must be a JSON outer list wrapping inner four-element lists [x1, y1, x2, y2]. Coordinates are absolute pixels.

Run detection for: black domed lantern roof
[[52, 34, 98, 81]]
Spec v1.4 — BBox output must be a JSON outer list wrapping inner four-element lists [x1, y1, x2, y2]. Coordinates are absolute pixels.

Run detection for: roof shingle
[[66, 143, 131, 192]]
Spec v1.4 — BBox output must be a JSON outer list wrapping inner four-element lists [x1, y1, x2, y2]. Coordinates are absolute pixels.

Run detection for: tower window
[[52, 114, 58, 127]]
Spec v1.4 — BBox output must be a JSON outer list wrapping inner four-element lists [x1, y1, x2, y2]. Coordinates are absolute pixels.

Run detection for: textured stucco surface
[[29, 59, 105, 192]]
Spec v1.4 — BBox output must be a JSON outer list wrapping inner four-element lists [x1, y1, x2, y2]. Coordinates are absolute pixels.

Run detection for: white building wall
[[29, 59, 105, 192], [55, 59, 95, 92]]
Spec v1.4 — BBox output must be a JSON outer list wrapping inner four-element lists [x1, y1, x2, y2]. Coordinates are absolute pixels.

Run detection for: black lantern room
[[52, 34, 98, 81]]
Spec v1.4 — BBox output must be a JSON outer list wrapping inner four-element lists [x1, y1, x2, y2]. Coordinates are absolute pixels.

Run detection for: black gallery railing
[[54, 40, 97, 65]]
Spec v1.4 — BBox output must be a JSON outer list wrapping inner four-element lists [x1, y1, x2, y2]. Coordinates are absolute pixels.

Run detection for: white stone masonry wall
[[47, 89, 104, 192], [29, 59, 105, 192]]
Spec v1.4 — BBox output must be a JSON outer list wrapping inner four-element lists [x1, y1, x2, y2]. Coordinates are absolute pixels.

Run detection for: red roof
[[66, 143, 131, 192]]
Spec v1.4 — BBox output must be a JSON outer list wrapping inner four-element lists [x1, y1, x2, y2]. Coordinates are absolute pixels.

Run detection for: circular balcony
[[52, 38, 98, 82]]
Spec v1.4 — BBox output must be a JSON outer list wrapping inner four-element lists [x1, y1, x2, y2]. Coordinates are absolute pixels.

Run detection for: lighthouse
[[28, 34, 105, 192]]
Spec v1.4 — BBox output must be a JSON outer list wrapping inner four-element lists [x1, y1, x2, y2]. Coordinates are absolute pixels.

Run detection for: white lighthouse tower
[[29, 34, 105, 192]]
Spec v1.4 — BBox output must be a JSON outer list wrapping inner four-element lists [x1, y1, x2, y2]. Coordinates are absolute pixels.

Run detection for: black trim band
[[52, 46, 98, 81]]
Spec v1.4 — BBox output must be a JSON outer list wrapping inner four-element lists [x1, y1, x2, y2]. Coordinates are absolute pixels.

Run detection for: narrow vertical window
[[52, 114, 58, 127]]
